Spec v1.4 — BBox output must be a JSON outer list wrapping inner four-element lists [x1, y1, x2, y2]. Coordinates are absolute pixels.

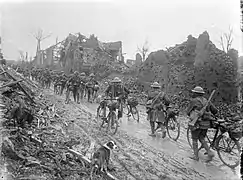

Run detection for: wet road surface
[[47, 89, 241, 180]]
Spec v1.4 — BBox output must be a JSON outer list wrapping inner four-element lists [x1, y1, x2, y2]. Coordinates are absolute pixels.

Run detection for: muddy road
[[44, 89, 241, 180]]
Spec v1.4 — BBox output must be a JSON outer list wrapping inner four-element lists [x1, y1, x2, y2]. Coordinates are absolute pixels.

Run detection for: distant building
[[32, 32, 123, 69], [126, 59, 135, 66], [135, 53, 142, 65], [103, 41, 123, 62]]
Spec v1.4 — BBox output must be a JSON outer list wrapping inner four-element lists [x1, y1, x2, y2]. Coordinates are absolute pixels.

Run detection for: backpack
[[195, 97, 212, 129]]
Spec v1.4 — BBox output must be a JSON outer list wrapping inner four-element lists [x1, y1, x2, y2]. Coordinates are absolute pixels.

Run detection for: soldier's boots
[[149, 121, 156, 137], [155, 122, 166, 138], [65, 90, 70, 104], [60, 85, 65, 96], [116, 111, 123, 127], [154, 122, 161, 132], [73, 90, 78, 103], [77, 93, 80, 104], [201, 139, 215, 162], [118, 111, 122, 119], [88, 92, 92, 103], [110, 112, 117, 129], [161, 127, 166, 138], [190, 140, 199, 161]]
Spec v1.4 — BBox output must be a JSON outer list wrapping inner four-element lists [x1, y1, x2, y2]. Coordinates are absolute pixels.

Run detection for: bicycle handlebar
[[104, 98, 119, 101]]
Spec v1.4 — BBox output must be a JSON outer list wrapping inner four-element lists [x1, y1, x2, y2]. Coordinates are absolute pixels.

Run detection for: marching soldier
[[187, 86, 218, 161], [146, 82, 170, 138]]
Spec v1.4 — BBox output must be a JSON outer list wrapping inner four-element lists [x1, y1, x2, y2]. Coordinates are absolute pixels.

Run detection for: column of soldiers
[[16, 65, 226, 163], [28, 67, 100, 104]]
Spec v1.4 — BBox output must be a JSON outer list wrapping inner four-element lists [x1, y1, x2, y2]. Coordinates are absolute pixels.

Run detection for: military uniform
[[186, 86, 217, 161], [53, 72, 60, 94], [93, 81, 100, 101], [46, 69, 52, 88], [79, 72, 87, 100], [60, 72, 68, 95], [104, 77, 129, 120], [146, 82, 170, 137], [66, 72, 81, 103], [86, 73, 97, 102]]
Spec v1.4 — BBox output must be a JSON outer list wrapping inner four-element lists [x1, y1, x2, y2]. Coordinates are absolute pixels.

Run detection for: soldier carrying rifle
[[187, 86, 218, 161]]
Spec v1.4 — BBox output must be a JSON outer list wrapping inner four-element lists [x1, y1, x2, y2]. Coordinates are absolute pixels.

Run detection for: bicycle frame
[[101, 99, 119, 121], [149, 109, 166, 124], [205, 122, 227, 149]]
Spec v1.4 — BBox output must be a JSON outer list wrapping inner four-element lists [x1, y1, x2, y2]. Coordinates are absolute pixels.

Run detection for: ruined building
[[33, 33, 124, 73]]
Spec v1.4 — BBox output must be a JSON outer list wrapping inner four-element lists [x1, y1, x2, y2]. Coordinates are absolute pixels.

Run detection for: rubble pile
[[194, 32, 238, 103], [135, 31, 239, 113], [0, 65, 113, 180]]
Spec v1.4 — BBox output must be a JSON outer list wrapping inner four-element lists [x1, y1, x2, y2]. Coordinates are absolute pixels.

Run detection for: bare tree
[[137, 39, 150, 61], [31, 28, 52, 56], [25, 52, 28, 61], [29, 56, 33, 62], [19, 50, 25, 61], [219, 26, 233, 53]]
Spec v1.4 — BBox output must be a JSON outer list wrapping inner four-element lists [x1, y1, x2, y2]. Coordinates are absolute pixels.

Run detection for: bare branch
[[31, 28, 52, 57], [137, 45, 142, 53], [31, 28, 51, 41], [18, 50, 25, 61], [137, 39, 150, 61], [219, 35, 225, 52], [219, 27, 233, 53], [41, 33, 52, 41], [219, 27, 234, 53]]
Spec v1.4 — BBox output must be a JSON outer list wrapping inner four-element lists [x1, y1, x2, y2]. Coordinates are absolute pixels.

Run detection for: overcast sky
[[0, 0, 241, 60]]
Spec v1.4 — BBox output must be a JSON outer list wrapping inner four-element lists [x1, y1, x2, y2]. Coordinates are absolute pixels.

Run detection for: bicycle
[[164, 108, 180, 141], [123, 97, 140, 123], [151, 107, 180, 141], [187, 118, 241, 168], [97, 98, 119, 135]]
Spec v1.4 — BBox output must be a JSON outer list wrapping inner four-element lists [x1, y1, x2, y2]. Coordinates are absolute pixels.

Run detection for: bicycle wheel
[[57, 86, 61, 95], [97, 106, 105, 128], [131, 106, 139, 123], [216, 134, 241, 168], [107, 111, 118, 135], [187, 127, 193, 149], [166, 116, 180, 141], [123, 103, 129, 116]]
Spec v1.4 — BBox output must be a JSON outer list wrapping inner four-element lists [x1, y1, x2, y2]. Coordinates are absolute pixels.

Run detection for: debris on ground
[[0, 65, 116, 180]]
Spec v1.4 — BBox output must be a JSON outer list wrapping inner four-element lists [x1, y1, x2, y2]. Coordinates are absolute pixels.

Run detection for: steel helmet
[[192, 86, 205, 94], [151, 82, 161, 88], [80, 72, 86, 76], [111, 77, 122, 83]]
